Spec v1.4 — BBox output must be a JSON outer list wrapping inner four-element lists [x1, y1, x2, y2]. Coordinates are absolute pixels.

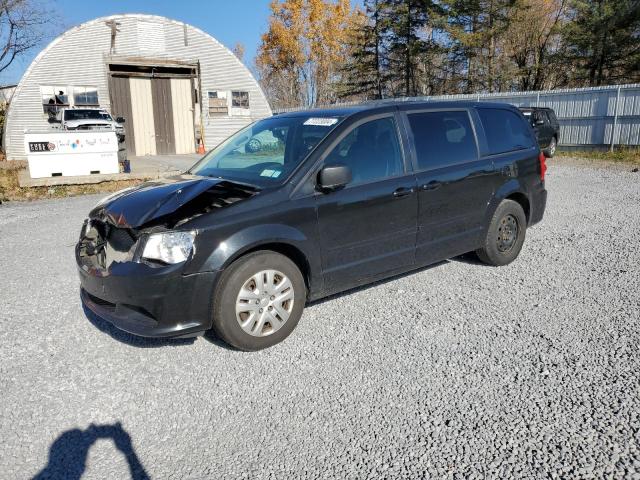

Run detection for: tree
[[256, 0, 360, 109], [232, 42, 245, 62], [503, 0, 569, 90], [385, 0, 440, 96], [338, 0, 391, 99], [563, 0, 640, 86], [441, 0, 523, 93], [256, 0, 306, 109], [0, 0, 54, 74]]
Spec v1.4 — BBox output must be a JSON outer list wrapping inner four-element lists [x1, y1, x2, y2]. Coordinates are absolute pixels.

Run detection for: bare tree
[[232, 42, 246, 62], [0, 0, 54, 74]]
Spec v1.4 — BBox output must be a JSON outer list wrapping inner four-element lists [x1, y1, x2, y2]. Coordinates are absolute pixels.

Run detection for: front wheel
[[476, 199, 527, 266], [212, 251, 306, 351]]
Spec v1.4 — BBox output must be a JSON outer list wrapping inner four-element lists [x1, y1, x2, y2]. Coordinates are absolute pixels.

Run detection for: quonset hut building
[[3, 14, 271, 161]]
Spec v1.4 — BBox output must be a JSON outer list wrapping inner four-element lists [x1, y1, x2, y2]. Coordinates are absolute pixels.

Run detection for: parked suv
[[77, 101, 547, 350], [519, 107, 559, 158]]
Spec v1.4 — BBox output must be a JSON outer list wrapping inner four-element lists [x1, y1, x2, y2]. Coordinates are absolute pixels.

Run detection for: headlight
[[141, 231, 196, 264]]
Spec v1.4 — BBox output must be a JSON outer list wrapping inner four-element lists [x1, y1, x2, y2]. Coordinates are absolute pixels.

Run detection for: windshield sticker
[[260, 169, 282, 178], [304, 117, 338, 126]]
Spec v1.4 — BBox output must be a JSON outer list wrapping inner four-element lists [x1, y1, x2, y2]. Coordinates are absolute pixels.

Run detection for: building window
[[208, 91, 228, 116], [73, 86, 99, 106], [232, 91, 250, 109], [41, 86, 69, 118]]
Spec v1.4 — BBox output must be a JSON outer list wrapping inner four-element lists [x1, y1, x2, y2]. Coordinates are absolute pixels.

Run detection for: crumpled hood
[[89, 175, 259, 229]]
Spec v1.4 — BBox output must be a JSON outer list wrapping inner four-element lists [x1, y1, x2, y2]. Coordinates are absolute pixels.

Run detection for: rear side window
[[407, 110, 477, 170], [478, 108, 534, 155]]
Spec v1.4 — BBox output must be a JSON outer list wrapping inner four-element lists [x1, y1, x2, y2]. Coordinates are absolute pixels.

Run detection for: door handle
[[393, 187, 414, 198], [421, 181, 442, 191]]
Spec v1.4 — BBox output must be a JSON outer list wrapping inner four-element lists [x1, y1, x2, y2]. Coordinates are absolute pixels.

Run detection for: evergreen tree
[[564, 0, 640, 86], [385, 0, 434, 96], [338, 0, 391, 99]]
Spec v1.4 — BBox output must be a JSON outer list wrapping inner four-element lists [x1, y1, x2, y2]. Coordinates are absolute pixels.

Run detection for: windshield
[[65, 110, 112, 121], [190, 115, 342, 186]]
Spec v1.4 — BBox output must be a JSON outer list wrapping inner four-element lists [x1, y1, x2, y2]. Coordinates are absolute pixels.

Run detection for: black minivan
[[77, 101, 547, 350]]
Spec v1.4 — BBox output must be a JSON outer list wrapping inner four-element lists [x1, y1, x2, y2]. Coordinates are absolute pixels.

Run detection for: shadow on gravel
[[449, 252, 487, 266], [308, 260, 449, 307], [82, 305, 196, 349], [32, 422, 149, 480], [201, 330, 241, 350]]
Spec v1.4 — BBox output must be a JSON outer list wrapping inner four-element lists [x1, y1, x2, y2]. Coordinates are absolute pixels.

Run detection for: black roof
[[276, 100, 518, 119]]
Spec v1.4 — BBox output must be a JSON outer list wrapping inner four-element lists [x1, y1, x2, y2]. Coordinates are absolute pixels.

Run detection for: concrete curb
[[18, 169, 182, 187]]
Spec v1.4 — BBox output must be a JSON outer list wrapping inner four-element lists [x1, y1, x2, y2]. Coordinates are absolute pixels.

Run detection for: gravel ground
[[1, 160, 639, 479]]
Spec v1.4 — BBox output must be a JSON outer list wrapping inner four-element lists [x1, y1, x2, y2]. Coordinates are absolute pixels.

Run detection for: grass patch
[[562, 147, 640, 165], [0, 164, 148, 202]]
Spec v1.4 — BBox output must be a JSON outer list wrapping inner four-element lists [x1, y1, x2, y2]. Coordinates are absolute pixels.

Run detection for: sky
[[0, 0, 275, 85]]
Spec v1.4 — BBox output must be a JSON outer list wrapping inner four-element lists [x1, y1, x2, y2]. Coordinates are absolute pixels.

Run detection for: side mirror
[[116, 117, 125, 123], [318, 164, 351, 191]]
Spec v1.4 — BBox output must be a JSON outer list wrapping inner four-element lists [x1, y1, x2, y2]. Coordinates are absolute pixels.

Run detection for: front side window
[[408, 110, 477, 170], [64, 109, 112, 121], [478, 108, 534, 155], [324, 117, 404, 185], [190, 115, 342, 186]]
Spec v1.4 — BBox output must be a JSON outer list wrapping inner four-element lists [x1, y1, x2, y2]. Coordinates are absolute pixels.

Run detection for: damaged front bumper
[[76, 220, 218, 338], [78, 258, 219, 338], [75, 176, 260, 338]]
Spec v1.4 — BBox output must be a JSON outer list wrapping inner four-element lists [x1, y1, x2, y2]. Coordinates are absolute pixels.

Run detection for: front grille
[[78, 220, 138, 269], [107, 225, 136, 252]]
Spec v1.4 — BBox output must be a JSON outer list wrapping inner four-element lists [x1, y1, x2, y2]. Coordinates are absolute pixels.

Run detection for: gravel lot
[[1, 161, 639, 479]]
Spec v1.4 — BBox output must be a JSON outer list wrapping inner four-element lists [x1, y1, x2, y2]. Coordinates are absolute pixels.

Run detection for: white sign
[[25, 130, 120, 178], [304, 117, 339, 126]]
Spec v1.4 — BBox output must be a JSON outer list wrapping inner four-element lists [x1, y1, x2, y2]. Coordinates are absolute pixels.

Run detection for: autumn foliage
[[256, 0, 361, 109], [257, 0, 640, 108]]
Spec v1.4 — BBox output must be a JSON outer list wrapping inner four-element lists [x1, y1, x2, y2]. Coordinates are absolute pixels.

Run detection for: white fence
[[274, 83, 640, 148]]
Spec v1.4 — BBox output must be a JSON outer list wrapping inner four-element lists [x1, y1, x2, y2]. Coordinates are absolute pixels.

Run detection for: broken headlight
[[141, 231, 196, 264]]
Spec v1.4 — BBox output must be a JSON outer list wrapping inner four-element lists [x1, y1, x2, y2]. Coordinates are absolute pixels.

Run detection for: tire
[[544, 136, 557, 158], [476, 199, 527, 267], [211, 251, 306, 351]]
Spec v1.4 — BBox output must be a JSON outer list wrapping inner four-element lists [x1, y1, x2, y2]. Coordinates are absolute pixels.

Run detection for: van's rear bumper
[[529, 185, 547, 226]]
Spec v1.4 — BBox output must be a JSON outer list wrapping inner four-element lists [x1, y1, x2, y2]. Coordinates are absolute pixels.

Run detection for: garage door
[[130, 78, 157, 156], [171, 78, 196, 154]]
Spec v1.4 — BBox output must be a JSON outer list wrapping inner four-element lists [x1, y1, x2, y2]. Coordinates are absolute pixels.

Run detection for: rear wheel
[[476, 199, 527, 266], [212, 251, 306, 351], [544, 137, 557, 158]]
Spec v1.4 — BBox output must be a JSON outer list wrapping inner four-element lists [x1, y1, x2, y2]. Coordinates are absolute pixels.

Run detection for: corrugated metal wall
[[4, 14, 272, 161], [275, 84, 640, 147]]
